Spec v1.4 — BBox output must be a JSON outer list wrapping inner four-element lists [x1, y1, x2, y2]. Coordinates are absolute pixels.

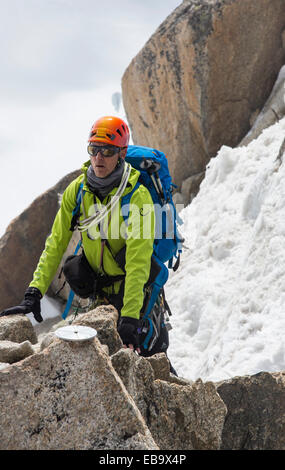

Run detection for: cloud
[[0, 0, 181, 105]]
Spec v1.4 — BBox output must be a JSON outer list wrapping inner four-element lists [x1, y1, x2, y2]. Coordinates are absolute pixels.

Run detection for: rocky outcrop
[[0, 335, 157, 450], [240, 65, 285, 146], [111, 349, 226, 450], [180, 171, 205, 205], [0, 340, 34, 364], [73, 305, 122, 355], [217, 372, 285, 450], [1, 306, 285, 450], [0, 307, 226, 450], [0, 314, 37, 344], [0, 170, 80, 312], [122, 0, 285, 194]]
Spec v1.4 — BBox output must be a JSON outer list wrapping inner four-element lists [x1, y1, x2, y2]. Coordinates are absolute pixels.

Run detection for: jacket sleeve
[[29, 178, 81, 296], [120, 185, 155, 320]]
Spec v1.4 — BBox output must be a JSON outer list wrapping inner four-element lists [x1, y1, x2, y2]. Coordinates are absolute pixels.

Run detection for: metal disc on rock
[[54, 325, 97, 342]]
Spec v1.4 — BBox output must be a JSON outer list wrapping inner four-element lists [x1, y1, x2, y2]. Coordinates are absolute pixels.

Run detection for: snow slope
[[167, 117, 285, 382]]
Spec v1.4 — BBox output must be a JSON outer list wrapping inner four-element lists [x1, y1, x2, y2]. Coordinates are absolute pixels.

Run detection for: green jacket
[[30, 161, 155, 320]]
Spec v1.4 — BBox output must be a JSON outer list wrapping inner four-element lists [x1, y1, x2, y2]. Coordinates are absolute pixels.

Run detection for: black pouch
[[63, 252, 97, 298], [114, 245, 161, 289]]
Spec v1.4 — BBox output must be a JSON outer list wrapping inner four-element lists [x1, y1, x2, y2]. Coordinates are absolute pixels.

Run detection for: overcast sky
[[0, 0, 181, 236]]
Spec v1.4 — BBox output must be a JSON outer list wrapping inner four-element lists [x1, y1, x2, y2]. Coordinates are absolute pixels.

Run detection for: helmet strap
[[117, 148, 125, 167]]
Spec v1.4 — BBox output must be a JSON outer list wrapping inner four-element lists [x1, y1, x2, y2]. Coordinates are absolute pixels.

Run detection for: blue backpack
[[124, 145, 183, 270], [121, 145, 183, 349]]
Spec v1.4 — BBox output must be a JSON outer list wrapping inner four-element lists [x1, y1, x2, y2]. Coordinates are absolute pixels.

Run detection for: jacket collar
[[80, 160, 140, 197]]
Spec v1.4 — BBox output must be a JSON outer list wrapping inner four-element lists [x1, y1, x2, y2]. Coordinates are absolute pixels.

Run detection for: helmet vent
[[88, 117, 129, 145]]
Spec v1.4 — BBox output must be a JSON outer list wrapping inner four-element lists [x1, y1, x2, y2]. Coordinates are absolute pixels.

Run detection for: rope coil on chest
[[78, 163, 131, 232]]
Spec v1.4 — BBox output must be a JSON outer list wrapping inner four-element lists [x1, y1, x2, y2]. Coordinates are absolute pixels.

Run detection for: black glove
[[0, 287, 43, 323], [117, 317, 140, 349]]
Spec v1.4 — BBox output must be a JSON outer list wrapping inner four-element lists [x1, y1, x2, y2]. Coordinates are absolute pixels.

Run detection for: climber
[[0, 116, 173, 363]]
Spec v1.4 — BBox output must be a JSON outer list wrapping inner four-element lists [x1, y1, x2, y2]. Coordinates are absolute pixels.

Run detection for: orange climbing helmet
[[88, 116, 130, 147]]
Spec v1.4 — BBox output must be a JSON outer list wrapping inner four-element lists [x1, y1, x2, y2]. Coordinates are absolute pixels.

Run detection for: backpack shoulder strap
[[70, 179, 85, 231], [120, 181, 141, 225]]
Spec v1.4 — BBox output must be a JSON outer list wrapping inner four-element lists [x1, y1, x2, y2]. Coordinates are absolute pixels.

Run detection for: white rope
[[78, 163, 132, 232]]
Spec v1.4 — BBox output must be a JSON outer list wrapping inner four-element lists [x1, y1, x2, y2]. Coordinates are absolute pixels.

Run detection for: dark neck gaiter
[[87, 160, 125, 200]]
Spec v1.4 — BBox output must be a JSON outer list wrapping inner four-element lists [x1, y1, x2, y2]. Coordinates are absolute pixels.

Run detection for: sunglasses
[[87, 144, 122, 158]]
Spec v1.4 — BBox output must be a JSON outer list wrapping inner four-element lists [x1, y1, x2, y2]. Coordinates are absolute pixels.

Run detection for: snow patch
[[166, 117, 285, 382]]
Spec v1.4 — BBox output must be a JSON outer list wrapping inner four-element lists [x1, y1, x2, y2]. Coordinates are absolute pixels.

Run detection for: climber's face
[[89, 142, 127, 178]]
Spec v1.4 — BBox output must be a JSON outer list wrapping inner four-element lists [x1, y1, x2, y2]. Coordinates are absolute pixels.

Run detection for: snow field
[[167, 117, 285, 382]]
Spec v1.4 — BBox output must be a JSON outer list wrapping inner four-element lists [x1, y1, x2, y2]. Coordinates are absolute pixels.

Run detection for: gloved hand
[[0, 287, 43, 323], [117, 317, 140, 351]]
